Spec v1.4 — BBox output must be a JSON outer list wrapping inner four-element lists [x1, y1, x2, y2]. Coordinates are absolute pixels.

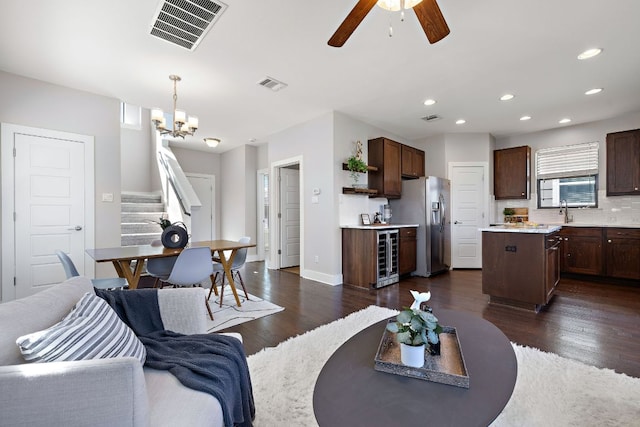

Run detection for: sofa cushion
[[0, 276, 95, 366], [17, 292, 146, 364]]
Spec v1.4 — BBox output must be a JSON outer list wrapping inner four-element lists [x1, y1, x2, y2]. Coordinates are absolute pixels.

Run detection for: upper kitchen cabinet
[[401, 145, 425, 179], [368, 137, 402, 198], [494, 146, 531, 200], [606, 129, 640, 196]]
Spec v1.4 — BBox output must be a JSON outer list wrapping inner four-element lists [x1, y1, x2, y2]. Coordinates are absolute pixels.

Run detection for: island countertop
[[479, 224, 562, 234]]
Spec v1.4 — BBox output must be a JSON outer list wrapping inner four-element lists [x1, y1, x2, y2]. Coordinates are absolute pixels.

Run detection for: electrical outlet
[[314, 255, 319, 263]]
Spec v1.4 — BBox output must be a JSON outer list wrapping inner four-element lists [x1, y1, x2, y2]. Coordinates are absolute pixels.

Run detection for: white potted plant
[[386, 291, 442, 367]]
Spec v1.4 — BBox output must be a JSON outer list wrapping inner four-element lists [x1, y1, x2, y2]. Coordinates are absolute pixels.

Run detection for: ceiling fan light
[[377, 0, 423, 11]]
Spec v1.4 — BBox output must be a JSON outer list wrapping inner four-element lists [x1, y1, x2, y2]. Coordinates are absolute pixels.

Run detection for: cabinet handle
[[567, 253, 571, 257], [521, 192, 525, 196], [608, 239, 612, 243]]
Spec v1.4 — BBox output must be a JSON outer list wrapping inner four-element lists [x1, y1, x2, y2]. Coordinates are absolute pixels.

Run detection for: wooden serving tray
[[374, 320, 470, 388]]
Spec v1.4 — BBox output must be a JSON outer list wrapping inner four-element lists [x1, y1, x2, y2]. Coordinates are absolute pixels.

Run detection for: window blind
[[535, 142, 599, 179]]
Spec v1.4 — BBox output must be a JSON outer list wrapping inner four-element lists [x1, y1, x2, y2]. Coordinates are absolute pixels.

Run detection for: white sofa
[[0, 276, 231, 427]]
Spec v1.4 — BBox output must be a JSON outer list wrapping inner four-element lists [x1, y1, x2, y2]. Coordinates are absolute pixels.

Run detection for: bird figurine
[[410, 290, 431, 311]]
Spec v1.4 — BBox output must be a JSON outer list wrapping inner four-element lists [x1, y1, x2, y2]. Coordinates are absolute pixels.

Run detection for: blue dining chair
[[146, 240, 178, 288], [55, 250, 128, 290], [163, 246, 215, 320], [208, 237, 250, 306]]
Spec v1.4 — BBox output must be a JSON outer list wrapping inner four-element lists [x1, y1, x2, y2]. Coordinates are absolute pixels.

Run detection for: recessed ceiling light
[[559, 118, 571, 124], [577, 48, 602, 60], [500, 94, 515, 101], [520, 116, 531, 121], [455, 119, 466, 125], [585, 88, 603, 95], [423, 99, 437, 106]]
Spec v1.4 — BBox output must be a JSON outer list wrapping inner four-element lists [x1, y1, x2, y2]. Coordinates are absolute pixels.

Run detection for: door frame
[[256, 168, 269, 262], [270, 156, 304, 272], [447, 162, 489, 269], [1, 123, 95, 302]]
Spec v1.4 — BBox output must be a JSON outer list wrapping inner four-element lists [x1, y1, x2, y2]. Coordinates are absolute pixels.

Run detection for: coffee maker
[[381, 204, 392, 224]]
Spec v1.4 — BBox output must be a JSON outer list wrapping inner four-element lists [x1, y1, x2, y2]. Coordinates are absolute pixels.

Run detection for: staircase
[[121, 192, 165, 246]]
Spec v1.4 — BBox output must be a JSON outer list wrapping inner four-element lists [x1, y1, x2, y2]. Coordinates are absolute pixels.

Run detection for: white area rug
[[206, 287, 283, 333], [247, 305, 640, 427]]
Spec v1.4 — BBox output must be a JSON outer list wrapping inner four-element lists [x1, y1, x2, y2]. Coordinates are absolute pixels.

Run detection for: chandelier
[[151, 75, 198, 139]]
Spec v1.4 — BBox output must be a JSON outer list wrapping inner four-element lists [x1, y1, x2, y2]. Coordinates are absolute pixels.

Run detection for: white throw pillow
[[16, 292, 146, 364]]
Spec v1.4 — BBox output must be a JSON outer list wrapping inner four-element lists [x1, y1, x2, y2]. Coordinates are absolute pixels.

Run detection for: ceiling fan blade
[[328, 0, 378, 47], [413, 0, 450, 44]]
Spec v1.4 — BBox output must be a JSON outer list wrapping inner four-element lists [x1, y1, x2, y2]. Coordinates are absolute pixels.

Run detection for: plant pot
[[400, 343, 425, 368]]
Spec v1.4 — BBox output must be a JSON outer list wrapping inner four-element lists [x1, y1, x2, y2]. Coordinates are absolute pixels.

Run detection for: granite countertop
[[341, 224, 419, 230], [553, 223, 640, 228], [480, 224, 562, 234]]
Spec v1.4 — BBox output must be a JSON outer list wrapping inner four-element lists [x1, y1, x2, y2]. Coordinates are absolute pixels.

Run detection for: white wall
[[267, 113, 335, 283], [121, 109, 154, 192], [494, 110, 640, 225], [0, 70, 122, 279], [172, 146, 222, 240]]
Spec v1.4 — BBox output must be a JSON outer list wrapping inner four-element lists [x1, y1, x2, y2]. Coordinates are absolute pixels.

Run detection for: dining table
[[86, 240, 256, 307]]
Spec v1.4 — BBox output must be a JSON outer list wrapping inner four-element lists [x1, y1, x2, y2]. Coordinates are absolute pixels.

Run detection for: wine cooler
[[375, 230, 399, 288]]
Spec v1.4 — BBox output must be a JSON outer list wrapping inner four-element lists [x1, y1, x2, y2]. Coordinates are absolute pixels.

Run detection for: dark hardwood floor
[[213, 262, 640, 378]]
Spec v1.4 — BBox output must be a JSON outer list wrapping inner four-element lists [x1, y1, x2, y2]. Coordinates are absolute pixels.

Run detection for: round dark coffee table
[[313, 309, 517, 427]]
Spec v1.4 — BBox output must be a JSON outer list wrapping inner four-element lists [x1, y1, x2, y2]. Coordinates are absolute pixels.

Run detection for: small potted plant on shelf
[[386, 291, 442, 367], [503, 207, 516, 223], [346, 140, 368, 187]]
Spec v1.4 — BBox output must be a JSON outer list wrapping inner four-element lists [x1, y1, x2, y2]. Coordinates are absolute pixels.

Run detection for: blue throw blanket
[[96, 289, 255, 427]]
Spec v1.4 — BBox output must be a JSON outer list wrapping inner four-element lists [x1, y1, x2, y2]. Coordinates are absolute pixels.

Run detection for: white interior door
[[186, 174, 215, 241], [1, 124, 93, 300], [449, 163, 488, 269], [279, 167, 300, 268]]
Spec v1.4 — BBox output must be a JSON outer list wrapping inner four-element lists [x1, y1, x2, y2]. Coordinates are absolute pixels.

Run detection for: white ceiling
[[1, 0, 639, 153]]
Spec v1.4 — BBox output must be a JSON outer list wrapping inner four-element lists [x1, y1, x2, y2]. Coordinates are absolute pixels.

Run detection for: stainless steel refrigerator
[[390, 176, 451, 277]]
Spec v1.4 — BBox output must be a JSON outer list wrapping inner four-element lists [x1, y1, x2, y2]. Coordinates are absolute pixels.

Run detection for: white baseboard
[[301, 269, 342, 286]]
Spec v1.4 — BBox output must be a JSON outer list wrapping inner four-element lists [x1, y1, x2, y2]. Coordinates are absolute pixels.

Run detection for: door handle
[[454, 221, 462, 224], [67, 226, 83, 231]]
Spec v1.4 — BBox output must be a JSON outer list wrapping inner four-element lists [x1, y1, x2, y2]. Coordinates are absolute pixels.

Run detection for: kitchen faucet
[[559, 199, 572, 223]]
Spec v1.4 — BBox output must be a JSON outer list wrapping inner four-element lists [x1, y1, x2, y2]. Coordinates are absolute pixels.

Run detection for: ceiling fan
[[328, 0, 450, 47]]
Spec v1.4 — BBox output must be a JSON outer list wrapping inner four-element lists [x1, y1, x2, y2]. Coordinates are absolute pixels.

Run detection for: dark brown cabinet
[[482, 231, 559, 311], [606, 129, 640, 196], [494, 146, 531, 200], [558, 227, 604, 276], [605, 228, 640, 280], [342, 228, 400, 289], [401, 145, 425, 179], [398, 227, 417, 275], [368, 138, 402, 199]]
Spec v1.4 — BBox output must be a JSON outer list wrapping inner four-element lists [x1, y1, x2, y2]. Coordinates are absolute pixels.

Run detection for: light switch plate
[[102, 193, 114, 202]]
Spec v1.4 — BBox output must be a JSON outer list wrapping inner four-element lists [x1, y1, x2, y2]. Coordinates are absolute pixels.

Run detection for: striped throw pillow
[[16, 292, 146, 364]]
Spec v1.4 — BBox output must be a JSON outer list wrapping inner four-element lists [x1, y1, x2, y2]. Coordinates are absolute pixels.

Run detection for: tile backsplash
[[494, 191, 640, 225]]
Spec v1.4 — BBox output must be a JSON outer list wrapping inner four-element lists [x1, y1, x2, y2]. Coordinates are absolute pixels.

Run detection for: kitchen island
[[481, 225, 561, 311]]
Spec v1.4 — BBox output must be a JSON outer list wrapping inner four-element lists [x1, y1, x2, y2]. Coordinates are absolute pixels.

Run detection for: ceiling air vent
[[421, 114, 442, 122], [149, 0, 228, 51], [257, 76, 288, 92]]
